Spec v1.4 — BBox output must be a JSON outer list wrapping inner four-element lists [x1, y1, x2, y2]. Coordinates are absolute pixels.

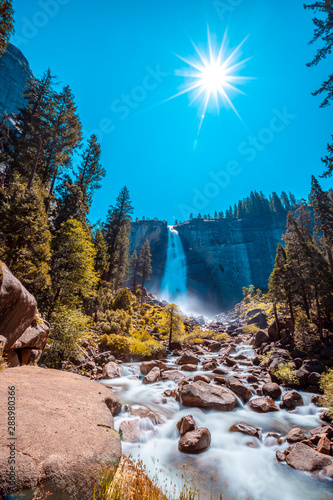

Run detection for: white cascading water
[[160, 226, 187, 304]]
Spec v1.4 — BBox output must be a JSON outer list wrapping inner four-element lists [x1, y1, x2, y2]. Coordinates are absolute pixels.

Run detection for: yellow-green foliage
[[96, 309, 132, 335], [113, 288, 132, 313], [242, 325, 260, 335], [272, 362, 299, 385], [320, 369, 333, 417], [214, 332, 230, 342], [94, 460, 200, 500], [99, 331, 164, 359], [231, 286, 283, 324], [258, 349, 276, 367], [43, 306, 93, 368], [99, 334, 131, 356], [181, 327, 230, 345]]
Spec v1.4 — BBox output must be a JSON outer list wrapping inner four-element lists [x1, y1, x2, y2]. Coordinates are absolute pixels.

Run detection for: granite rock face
[[0, 43, 33, 117], [129, 215, 286, 310]]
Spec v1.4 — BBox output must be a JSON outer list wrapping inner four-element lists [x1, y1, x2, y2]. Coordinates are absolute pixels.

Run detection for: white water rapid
[[101, 334, 333, 500], [160, 226, 187, 305]]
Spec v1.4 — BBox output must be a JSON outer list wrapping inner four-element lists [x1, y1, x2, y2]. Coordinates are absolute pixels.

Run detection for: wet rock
[[247, 374, 258, 383], [229, 422, 260, 438], [311, 394, 322, 407], [202, 360, 218, 371], [297, 360, 326, 386], [102, 361, 122, 379], [105, 392, 122, 416], [276, 450, 289, 462], [163, 389, 177, 398], [181, 364, 197, 372], [178, 428, 211, 454], [308, 372, 321, 386], [213, 375, 226, 385], [177, 415, 196, 437], [212, 367, 229, 375], [262, 382, 281, 400], [224, 356, 237, 367], [286, 442, 333, 479], [193, 374, 211, 384], [179, 380, 237, 411], [282, 391, 303, 409], [140, 360, 166, 375], [317, 436, 331, 455], [119, 419, 141, 443], [175, 351, 200, 365], [294, 358, 303, 369], [226, 377, 252, 403], [161, 370, 185, 382], [247, 397, 279, 413], [254, 330, 269, 347], [286, 428, 307, 443], [129, 405, 164, 425], [142, 366, 160, 384], [204, 339, 222, 352], [310, 425, 333, 440]]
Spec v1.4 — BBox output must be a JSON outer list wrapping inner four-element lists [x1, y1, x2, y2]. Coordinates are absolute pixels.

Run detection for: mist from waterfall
[[160, 226, 187, 305]]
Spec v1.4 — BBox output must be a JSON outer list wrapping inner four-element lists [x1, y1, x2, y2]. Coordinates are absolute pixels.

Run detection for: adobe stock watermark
[[213, 0, 244, 21], [82, 65, 169, 143], [178, 106, 296, 219], [12, 0, 70, 48]]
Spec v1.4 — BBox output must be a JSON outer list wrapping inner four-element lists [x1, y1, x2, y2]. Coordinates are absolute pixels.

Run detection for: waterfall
[[160, 226, 187, 303]]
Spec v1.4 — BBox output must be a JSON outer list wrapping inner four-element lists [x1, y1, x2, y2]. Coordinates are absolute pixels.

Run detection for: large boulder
[[262, 382, 281, 400], [102, 361, 122, 379], [12, 320, 49, 350], [178, 428, 211, 454], [0, 366, 122, 499], [142, 366, 160, 384], [179, 380, 237, 411], [140, 360, 166, 375], [286, 442, 333, 479], [286, 428, 307, 443], [254, 330, 269, 348], [282, 391, 303, 409], [226, 377, 252, 403], [248, 313, 268, 329], [175, 351, 200, 365], [247, 397, 279, 413], [0, 265, 37, 351], [119, 419, 141, 443]]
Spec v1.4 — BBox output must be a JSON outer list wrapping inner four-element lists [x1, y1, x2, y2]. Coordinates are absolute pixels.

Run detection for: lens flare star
[[171, 28, 253, 131]]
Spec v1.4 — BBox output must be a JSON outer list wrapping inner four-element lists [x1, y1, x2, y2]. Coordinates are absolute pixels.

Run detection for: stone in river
[[178, 428, 211, 454], [179, 380, 237, 411], [286, 428, 307, 443], [229, 422, 260, 438], [247, 397, 279, 413], [177, 415, 196, 437], [286, 442, 333, 479]]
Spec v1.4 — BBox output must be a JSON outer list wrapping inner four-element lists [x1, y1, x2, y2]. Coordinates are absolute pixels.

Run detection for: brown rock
[[102, 361, 122, 379], [0, 265, 37, 351], [229, 422, 260, 438], [13, 320, 49, 350], [161, 370, 185, 382], [226, 377, 252, 403], [247, 397, 279, 413], [262, 383, 281, 400], [178, 428, 211, 453], [181, 364, 197, 372], [212, 367, 229, 375], [140, 360, 166, 375], [119, 419, 141, 443], [179, 380, 237, 411], [193, 374, 210, 384], [286, 428, 307, 443], [310, 425, 333, 439], [177, 415, 196, 436], [202, 360, 218, 371], [0, 366, 121, 498], [317, 436, 332, 455], [175, 351, 200, 365], [282, 391, 303, 409], [129, 405, 163, 424], [286, 442, 333, 479], [276, 450, 289, 462], [142, 366, 160, 384]]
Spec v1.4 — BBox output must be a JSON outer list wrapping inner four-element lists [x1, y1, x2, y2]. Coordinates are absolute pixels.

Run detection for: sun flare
[[171, 28, 253, 124]]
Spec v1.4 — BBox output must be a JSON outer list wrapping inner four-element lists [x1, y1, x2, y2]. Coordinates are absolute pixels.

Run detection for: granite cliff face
[[130, 215, 287, 311], [0, 43, 33, 117]]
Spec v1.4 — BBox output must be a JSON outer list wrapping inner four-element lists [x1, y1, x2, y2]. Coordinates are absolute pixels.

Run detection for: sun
[[171, 28, 253, 124]]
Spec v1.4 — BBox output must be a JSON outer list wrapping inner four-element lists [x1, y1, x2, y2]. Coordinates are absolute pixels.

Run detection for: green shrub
[[272, 362, 299, 385], [42, 306, 92, 368], [242, 325, 260, 335], [113, 288, 132, 313], [294, 310, 319, 354], [320, 369, 333, 417], [214, 332, 230, 342], [258, 349, 275, 367], [95, 309, 132, 335], [99, 334, 131, 356]]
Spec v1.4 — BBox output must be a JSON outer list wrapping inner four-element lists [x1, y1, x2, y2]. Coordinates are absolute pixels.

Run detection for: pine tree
[[0, 0, 14, 56], [270, 192, 284, 213], [54, 175, 89, 230], [295, 201, 313, 241], [76, 134, 105, 204], [138, 239, 152, 306], [103, 186, 133, 286], [163, 304, 184, 348], [310, 175, 333, 273], [94, 229, 109, 278], [281, 191, 291, 211], [0, 179, 51, 297], [269, 243, 295, 327], [129, 250, 140, 292]]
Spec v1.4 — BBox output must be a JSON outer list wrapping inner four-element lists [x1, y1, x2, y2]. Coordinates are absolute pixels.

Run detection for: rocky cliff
[[0, 43, 33, 117], [130, 214, 287, 311]]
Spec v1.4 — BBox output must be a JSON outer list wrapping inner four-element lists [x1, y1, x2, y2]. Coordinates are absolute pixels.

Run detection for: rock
[[177, 415, 196, 436], [179, 380, 237, 411], [213, 375, 226, 385], [142, 366, 160, 384], [12, 320, 49, 350], [119, 419, 141, 443], [226, 377, 252, 403], [175, 351, 200, 365], [286, 428, 307, 443], [178, 428, 211, 454], [262, 382, 281, 400], [294, 358, 303, 369], [105, 392, 122, 416], [247, 397, 279, 413], [247, 374, 258, 383], [276, 450, 289, 462], [297, 360, 326, 386], [254, 330, 269, 348], [0, 366, 121, 499], [248, 313, 268, 329], [229, 422, 260, 438], [212, 367, 229, 375], [193, 374, 210, 384], [202, 360, 218, 371], [282, 391, 303, 409], [310, 425, 333, 440], [286, 442, 333, 479], [308, 372, 321, 386], [181, 364, 197, 372], [317, 436, 331, 455], [161, 370, 185, 382], [102, 361, 122, 379], [20, 348, 42, 366], [224, 356, 237, 367], [140, 360, 166, 375], [0, 265, 37, 351]]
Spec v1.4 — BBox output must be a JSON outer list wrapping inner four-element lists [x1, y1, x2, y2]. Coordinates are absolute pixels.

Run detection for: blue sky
[[11, 0, 333, 223]]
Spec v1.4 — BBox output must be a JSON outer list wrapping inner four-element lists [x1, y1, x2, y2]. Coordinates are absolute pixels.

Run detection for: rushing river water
[[100, 341, 333, 500]]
